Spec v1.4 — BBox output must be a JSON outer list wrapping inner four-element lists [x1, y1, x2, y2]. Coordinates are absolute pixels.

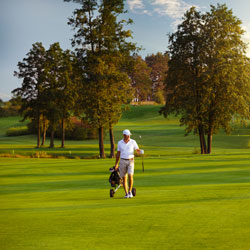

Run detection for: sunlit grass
[[1, 106, 250, 157], [1, 106, 250, 249], [1, 155, 250, 249]]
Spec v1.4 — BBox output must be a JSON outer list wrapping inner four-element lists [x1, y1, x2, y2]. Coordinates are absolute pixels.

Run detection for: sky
[[1, 0, 250, 101]]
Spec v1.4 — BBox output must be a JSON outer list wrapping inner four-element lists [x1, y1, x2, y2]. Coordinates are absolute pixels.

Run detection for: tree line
[[12, 0, 168, 158], [12, 2, 250, 155], [0, 97, 20, 117]]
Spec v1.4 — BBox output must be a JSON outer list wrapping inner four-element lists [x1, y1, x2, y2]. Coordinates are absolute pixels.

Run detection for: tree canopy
[[66, 0, 137, 158], [161, 4, 250, 154]]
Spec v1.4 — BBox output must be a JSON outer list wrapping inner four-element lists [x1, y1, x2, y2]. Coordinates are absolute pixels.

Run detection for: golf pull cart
[[109, 167, 136, 198]]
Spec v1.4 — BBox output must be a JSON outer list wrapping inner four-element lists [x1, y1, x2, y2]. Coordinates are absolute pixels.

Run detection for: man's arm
[[134, 140, 143, 154], [136, 149, 140, 154], [114, 151, 120, 170]]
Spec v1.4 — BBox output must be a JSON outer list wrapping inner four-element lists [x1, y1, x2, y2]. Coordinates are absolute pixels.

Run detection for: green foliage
[[161, 4, 250, 154], [13, 42, 78, 148], [12, 42, 47, 147], [145, 52, 169, 101], [0, 106, 18, 117], [66, 0, 138, 157], [153, 89, 165, 104], [54, 120, 99, 140], [26, 118, 98, 140], [13, 42, 47, 120], [0, 96, 21, 117], [130, 55, 152, 102]]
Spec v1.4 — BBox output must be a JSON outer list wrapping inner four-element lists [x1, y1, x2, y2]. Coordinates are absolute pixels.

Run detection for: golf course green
[[1, 105, 250, 249]]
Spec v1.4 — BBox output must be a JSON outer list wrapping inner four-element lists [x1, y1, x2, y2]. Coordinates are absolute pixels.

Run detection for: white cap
[[123, 129, 131, 136]]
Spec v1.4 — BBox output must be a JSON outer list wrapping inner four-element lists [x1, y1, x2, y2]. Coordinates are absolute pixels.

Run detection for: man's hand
[[115, 164, 119, 171], [136, 149, 144, 154]]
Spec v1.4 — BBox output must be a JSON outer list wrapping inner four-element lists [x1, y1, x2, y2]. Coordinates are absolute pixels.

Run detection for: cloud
[[127, 0, 199, 30], [127, 0, 145, 11], [152, 0, 194, 19], [127, 0, 153, 15], [127, 0, 202, 30]]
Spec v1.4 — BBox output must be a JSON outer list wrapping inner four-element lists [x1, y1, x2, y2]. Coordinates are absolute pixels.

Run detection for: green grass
[[1, 156, 250, 249], [1, 105, 250, 249], [1, 106, 250, 157]]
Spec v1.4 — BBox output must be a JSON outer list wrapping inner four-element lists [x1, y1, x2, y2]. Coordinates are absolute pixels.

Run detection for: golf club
[[139, 135, 145, 172]]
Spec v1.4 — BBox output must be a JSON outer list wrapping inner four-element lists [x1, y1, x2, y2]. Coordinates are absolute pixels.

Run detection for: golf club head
[[109, 167, 115, 172]]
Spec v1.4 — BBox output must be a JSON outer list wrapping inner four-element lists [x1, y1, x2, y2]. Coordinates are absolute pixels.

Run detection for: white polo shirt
[[117, 139, 139, 159]]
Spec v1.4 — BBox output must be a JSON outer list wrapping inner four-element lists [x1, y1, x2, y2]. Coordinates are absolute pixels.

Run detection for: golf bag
[[108, 167, 136, 198], [109, 168, 121, 187]]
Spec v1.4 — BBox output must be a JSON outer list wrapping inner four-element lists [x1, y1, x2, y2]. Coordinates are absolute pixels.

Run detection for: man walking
[[115, 129, 144, 198]]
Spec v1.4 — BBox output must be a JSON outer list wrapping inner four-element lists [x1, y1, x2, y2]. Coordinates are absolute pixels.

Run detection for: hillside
[[0, 105, 250, 157]]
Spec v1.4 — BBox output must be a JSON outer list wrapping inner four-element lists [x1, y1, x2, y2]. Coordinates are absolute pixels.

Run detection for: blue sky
[[1, 0, 250, 101]]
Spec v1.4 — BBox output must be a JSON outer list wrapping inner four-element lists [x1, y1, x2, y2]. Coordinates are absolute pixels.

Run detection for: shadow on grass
[[0, 178, 108, 195], [136, 169, 250, 188], [2, 168, 250, 195]]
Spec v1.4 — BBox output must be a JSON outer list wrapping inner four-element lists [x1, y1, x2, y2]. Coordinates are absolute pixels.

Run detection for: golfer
[[115, 129, 144, 198]]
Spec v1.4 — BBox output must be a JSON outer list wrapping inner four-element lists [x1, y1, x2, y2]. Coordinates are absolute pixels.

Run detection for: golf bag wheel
[[132, 187, 136, 197], [110, 189, 115, 198]]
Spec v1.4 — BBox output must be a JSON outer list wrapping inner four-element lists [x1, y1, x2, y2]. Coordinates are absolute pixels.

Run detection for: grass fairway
[[1, 105, 250, 249], [1, 156, 250, 249]]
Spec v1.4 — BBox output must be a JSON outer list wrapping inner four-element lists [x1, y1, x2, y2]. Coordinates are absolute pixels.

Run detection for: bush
[[6, 126, 30, 136], [27, 117, 99, 140], [56, 119, 99, 140], [0, 106, 19, 117], [0, 102, 20, 117]]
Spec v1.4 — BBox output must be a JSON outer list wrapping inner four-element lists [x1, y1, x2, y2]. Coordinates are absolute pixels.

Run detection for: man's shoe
[[124, 194, 129, 198], [128, 192, 133, 198]]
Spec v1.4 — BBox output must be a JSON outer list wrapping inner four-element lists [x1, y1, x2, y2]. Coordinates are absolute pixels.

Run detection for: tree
[[145, 52, 169, 103], [0, 99, 4, 117], [130, 55, 152, 102], [160, 4, 250, 154], [13, 42, 47, 148], [201, 4, 250, 153], [66, 0, 137, 158], [43, 43, 77, 148]]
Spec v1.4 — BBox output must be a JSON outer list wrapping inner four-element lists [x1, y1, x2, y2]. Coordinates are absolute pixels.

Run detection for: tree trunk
[[207, 132, 212, 154], [198, 125, 207, 154], [50, 128, 55, 148], [109, 124, 115, 158], [41, 116, 47, 146], [99, 126, 106, 158], [36, 116, 41, 148], [207, 113, 213, 154], [61, 119, 65, 148]]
